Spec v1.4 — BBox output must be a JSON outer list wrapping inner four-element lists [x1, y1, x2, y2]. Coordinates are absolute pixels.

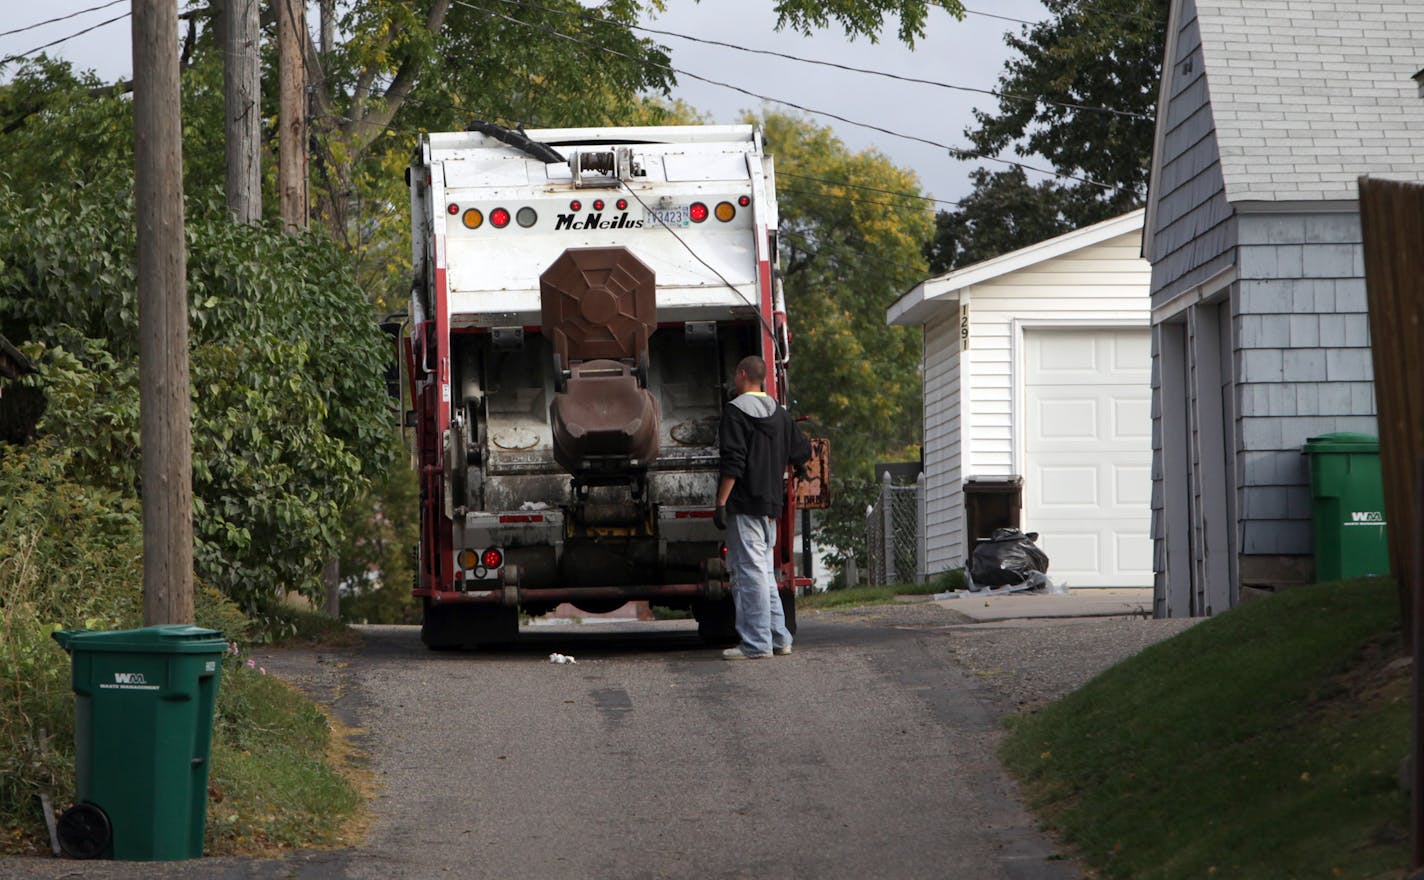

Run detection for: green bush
[[0, 178, 391, 611]]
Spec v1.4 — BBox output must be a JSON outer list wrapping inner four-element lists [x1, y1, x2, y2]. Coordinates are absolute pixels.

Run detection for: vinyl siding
[[963, 232, 1151, 476], [922, 312, 963, 575]]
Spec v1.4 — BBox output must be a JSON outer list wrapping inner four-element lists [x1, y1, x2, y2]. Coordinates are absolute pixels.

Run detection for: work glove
[[713, 504, 727, 530]]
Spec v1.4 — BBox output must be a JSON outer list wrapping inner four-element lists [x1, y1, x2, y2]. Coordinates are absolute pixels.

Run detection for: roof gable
[[888, 209, 1146, 326]]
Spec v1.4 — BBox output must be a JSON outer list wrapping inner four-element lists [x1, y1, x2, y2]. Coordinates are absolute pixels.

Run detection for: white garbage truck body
[[404, 123, 813, 648]]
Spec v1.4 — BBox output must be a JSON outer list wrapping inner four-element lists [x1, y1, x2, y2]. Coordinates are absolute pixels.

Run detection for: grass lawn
[[1001, 579, 1409, 879], [205, 660, 369, 854]]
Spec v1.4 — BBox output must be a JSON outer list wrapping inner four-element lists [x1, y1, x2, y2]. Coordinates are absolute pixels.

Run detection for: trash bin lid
[[1302, 432, 1379, 454], [52, 625, 226, 654], [963, 475, 1024, 490]]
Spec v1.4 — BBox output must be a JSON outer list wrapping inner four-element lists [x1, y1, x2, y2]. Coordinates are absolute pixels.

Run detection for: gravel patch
[[810, 600, 1200, 714], [947, 616, 1201, 712]]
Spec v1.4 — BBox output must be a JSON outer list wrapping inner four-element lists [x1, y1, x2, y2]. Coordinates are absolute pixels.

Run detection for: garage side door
[[1023, 328, 1152, 587]]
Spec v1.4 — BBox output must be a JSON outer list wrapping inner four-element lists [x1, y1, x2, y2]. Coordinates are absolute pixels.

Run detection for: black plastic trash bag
[[967, 528, 1050, 589]]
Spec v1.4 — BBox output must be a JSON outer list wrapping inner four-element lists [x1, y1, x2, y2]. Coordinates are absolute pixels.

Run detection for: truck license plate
[[644, 206, 688, 228]]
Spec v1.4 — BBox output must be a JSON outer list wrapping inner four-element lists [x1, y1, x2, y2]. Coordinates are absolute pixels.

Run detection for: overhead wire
[[779, 171, 959, 208], [482, 0, 1149, 121], [0, 0, 127, 41], [0, 10, 131, 68], [452, 0, 1113, 191]]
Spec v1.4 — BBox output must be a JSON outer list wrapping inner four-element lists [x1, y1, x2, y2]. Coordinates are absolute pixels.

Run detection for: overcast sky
[[0, 0, 1049, 203]]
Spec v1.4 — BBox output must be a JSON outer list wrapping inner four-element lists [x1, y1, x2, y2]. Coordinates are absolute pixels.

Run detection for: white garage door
[[1023, 328, 1152, 587]]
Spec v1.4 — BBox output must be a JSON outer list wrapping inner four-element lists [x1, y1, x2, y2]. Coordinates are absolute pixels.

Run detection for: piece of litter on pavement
[[548, 652, 577, 664]]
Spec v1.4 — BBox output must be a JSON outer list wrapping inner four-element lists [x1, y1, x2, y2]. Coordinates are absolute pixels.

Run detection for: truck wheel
[[780, 589, 797, 636], [422, 601, 520, 650], [693, 597, 738, 646], [468, 606, 520, 648], [420, 599, 463, 651]]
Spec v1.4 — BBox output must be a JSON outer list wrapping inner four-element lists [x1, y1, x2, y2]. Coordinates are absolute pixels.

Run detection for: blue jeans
[[726, 512, 792, 656]]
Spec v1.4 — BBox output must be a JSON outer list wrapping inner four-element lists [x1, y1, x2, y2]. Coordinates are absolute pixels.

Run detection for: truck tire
[[693, 597, 738, 646], [420, 599, 463, 651], [421, 601, 519, 650]]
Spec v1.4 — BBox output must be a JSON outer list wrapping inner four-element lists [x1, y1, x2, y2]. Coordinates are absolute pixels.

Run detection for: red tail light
[[483, 548, 504, 568], [738, 195, 750, 207], [593, 199, 605, 210], [490, 208, 511, 228], [689, 202, 709, 223], [616, 198, 628, 210]]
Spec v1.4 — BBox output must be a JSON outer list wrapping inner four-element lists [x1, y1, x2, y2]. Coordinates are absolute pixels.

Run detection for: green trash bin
[[1302, 432, 1390, 582], [50, 625, 226, 861]]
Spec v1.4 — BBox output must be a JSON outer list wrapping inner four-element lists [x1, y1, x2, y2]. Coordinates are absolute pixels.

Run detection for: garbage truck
[[400, 122, 828, 649]]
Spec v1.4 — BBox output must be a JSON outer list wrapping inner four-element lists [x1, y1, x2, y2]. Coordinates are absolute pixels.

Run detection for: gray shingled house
[[1144, 0, 1424, 617]]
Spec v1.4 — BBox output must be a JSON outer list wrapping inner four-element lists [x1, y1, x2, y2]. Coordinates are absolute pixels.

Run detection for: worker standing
[[714, 355, 812, 660]]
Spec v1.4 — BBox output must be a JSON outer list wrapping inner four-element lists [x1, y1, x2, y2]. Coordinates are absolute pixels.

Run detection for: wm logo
[[113, 672, 148, 685]]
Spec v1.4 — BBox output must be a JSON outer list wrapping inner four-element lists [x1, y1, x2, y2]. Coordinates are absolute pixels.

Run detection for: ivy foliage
[[0, 178, 392, 610]]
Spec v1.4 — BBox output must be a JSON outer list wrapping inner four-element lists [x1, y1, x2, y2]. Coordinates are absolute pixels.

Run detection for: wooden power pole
[[132, 0, 194, 626], [275, 0, 309, 229], [224, 0, 262, 223]]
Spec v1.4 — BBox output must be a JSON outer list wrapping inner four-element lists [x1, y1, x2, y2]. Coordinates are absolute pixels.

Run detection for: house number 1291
[[960, 303, 970, 351]]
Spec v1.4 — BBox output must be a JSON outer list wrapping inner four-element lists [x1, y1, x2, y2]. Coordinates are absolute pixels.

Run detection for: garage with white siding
[[888, 210, 1152, 587]]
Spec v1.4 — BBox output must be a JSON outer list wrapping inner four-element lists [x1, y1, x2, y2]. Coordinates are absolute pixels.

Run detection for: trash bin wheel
[[57, 802, 111, 859]]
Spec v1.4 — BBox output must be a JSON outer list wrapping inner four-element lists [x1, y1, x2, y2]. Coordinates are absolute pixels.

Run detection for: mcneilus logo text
[[554, 212, 644, 231]]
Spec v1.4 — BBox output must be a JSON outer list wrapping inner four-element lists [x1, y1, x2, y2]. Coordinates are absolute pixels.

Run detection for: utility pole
[[274, 0, 308, 229], [224, 0, 261, 223], [319, 0, 336, 56], [133, 0, 194, 626]]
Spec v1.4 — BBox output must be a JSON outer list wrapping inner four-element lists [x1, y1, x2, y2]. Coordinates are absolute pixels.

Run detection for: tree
[[752, 110, 932, 569], [925, 166, 1100, 274], [927, 0, 1167, 270]]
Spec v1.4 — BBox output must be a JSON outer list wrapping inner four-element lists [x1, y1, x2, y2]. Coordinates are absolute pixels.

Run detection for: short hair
[[736, 355, 767, 386]]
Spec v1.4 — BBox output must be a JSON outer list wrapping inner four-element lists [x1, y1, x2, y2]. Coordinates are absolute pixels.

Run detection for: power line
[[961, 7, 1038, 27], [963, 4, 1164, 28], [0, 10, 130, 67], [779, 227, 926, 278], [779, 171, 961, 208], [452, 0, 1114, 191], [0, 0, 126, 41], [484, 0, 1149, 122], [779, 186, 941, 214]]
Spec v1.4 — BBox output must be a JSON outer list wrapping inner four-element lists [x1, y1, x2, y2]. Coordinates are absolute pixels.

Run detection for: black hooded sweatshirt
[[718, 392, 812, 518]]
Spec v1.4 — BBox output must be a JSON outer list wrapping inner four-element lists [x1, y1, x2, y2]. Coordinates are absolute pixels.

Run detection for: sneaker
[[773, 645, 793, 656], [722, 647, 772, 660]]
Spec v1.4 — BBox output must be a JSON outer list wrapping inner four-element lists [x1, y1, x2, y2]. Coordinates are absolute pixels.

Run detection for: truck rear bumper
[[419, 581, 725, 606]]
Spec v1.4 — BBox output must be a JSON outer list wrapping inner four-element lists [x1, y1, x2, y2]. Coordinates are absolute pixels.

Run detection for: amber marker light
[[462, 208, 484, 229], [458, 549, 478, 569], [714, 201, 736, 222]]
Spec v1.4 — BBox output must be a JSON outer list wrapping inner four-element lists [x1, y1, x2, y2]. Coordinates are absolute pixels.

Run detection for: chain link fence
[[865, 473, 926, 586]]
